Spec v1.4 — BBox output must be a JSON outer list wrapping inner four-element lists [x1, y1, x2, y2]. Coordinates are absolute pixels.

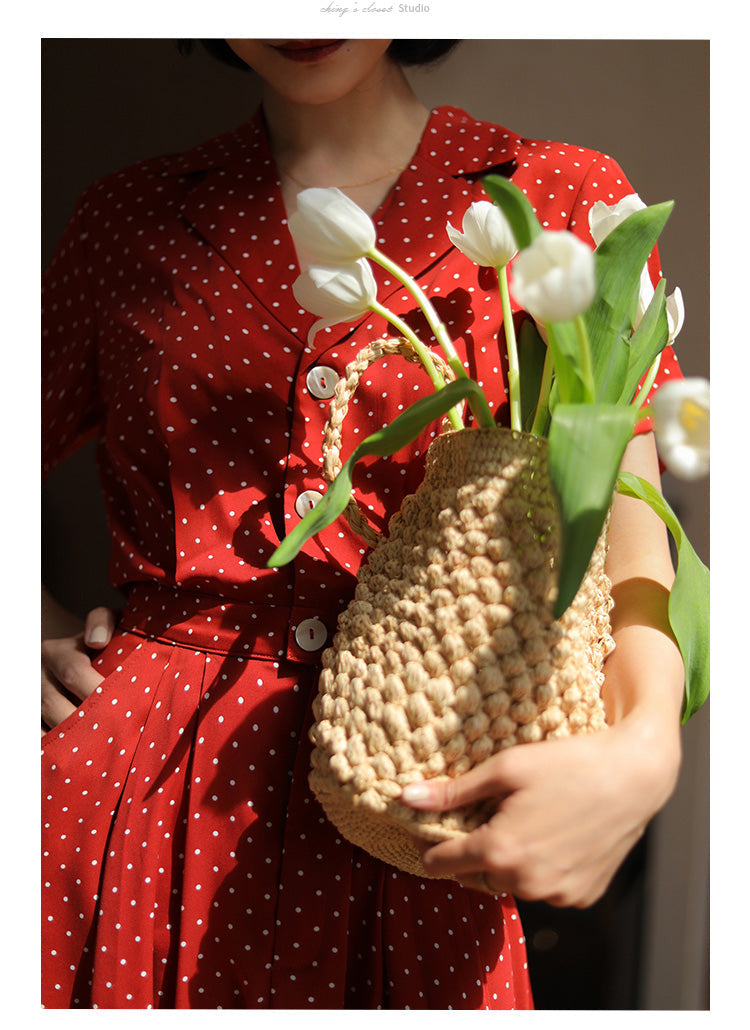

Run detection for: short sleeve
[[567, 153, 682, 434], [42, 194, 103, 479]]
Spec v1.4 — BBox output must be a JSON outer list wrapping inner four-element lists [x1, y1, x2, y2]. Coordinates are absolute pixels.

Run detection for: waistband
[[118, 583, 340, 665]]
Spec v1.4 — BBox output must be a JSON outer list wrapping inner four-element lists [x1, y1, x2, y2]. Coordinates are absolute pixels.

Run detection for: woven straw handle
[[321, 338, 455, 547]]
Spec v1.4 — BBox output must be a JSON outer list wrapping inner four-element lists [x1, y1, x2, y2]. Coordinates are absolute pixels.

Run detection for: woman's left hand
[[401, 709, 681, 908], [401, 433, 686, 908]]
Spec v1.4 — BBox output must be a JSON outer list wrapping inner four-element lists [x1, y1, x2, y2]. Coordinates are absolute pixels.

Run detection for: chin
[[228, 38, 394, 107]]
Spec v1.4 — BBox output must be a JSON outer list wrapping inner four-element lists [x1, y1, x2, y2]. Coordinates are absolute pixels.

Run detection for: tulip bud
[[289, 187, 377, 266], [588, 193, 646, 247], [511, 231, 596, 323], [293, 258, 378, 346], [650, 377, 710, 480], [446, 201, 517, 268]]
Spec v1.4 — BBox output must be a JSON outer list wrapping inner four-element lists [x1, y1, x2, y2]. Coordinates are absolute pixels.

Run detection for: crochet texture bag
[[309, 340, 614, 878]]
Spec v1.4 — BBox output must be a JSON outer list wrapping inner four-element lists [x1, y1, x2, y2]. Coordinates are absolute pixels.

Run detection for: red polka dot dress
[[41, 106, 680, 1009]]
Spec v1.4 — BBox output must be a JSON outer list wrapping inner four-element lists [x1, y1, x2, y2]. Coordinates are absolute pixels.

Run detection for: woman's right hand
[[41, 599, 116, 734]]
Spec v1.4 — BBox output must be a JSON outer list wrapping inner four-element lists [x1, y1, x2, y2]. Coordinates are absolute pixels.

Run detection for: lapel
[[368, 106, 521, 323], [169, 106, 523, 369], [174, 111, 317, 348]]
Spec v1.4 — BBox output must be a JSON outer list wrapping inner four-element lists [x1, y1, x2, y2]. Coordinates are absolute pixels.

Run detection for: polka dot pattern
[[41, 105, 680, 1009]]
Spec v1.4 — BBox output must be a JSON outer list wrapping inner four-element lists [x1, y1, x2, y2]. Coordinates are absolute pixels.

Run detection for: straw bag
[[309, 340, 614, 877]]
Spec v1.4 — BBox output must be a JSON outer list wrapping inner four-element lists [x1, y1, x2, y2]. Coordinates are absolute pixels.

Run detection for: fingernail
[[401, 783, 430, 804], [87, 626, 109, 645]]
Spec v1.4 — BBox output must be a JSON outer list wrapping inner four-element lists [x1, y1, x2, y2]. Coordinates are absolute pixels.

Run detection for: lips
[[268, 40, 346, 63]]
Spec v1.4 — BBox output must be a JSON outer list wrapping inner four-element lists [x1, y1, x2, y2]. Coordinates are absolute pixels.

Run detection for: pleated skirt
[[41, 585, 533, 1009]]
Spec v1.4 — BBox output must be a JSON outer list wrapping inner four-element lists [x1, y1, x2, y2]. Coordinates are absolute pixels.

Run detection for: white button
[[306, 366, 339, 400], [295, 617, 328, 652], [295, 490, 324, 517]]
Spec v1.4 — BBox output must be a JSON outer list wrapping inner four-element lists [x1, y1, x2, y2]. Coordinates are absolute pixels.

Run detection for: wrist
[[607, 696, 683, 813], [601, 618, 684, 810]]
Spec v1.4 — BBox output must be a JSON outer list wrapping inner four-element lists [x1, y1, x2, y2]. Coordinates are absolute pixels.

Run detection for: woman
[[41, 39, 684, 1009]]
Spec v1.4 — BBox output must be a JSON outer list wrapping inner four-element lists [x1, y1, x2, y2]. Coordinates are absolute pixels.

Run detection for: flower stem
[[371, 248, 461, 363], [371, 302, 447, 393], [497, 265, 521, 432], [573, 314, 596, 404], [370, 300, 464, 431], [631, 352, 662, 411], [530, 344, 554, 436], [370, 247, 496, 430]]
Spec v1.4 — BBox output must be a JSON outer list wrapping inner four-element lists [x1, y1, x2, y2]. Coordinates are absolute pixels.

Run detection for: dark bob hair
[[178, 39, 460, 71]]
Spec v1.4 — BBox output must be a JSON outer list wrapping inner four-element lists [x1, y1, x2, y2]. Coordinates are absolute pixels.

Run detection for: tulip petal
[[650, 378, 710, 480], [512, 231, 596, 323], [293, 259, 377, 321], [446, 220, 488, 267], [289, 187, 377, 266], [307, 317, 334, 349], [666, 287, 685, 343], [445, 201, 517, 268], [589, 193, 646, 247]]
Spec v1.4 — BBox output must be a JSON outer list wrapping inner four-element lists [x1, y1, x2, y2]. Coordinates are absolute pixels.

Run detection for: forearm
[[603, 580, 684, 726], [602, 596, 684, 815], [601, 431, 685, 790]]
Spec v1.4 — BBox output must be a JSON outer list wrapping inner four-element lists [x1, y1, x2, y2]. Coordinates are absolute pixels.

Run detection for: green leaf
[[618, 278, 668, 405], [589, 323, 631, 405], [548, 404, 637, 617], [517, 319, 548, 432], [586, 202, 673, 399], [482, 174, 543, 251], [267, 378, 491, 568], [592, 333, 632, 405], [616, 472, 710, 723], [591, 279, 667, 406], [545, 319, 588, 406]]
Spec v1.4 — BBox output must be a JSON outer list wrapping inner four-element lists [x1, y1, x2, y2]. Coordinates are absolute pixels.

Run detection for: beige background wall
[[41, 39, 710, 1009]]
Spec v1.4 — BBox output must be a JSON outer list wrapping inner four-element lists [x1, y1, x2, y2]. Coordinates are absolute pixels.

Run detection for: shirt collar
[[411, 105, 522, 179], [170, 106, 523, 361]]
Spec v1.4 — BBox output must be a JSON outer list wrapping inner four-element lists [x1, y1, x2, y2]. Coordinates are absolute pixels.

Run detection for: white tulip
[[638, 278, 685, 346], [446, 201, 517, 268], [650, 377, 710, 480], [588, 193, 646, 247], [511, 231, 596, 323], [293, 258, 378, 345], [288, 187, 377, 266], [589, 194, 685, 345]]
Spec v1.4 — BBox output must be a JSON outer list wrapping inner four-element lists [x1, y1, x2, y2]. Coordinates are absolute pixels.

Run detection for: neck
[[261, 59, 430, 200]]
